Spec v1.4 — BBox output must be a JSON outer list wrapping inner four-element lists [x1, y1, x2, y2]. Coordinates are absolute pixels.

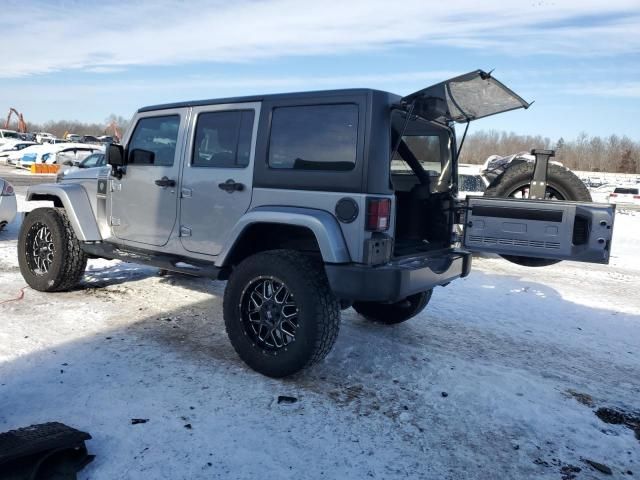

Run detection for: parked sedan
[[0, 129, 22, 146], [0, 178, 17, 231], [17, 143, 104, 169], [0, 140, 37, 165], [609, 186, 640, 206]]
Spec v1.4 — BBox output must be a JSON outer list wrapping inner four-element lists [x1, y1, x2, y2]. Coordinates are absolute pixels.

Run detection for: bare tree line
[[8, 114, 130, 140], [7, 114, 640, 174], [459, 130, 639, 174]]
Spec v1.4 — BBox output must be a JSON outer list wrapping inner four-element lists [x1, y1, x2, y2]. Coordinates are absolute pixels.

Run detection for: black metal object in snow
[[0, 422, 94, 479], [529, 149, 555, 200]]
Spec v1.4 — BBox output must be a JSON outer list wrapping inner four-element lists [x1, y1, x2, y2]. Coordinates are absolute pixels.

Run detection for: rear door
[[463, 197, 615, 264], [179, 102, 259, 256]]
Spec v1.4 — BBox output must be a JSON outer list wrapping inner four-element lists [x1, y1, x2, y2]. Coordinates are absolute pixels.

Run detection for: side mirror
[[106, 143, 125, 167], [106, 143, 125, 179]]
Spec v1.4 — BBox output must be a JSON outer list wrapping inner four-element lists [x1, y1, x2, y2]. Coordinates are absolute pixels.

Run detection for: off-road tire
[[223, 250, 340, 378], [18, 207, 87, 292], [353, 290, 432, 325], [485, 162, 591, 267]]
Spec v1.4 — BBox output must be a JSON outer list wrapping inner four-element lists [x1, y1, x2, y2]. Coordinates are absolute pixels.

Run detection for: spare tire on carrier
[[483, 159, 592, 267]]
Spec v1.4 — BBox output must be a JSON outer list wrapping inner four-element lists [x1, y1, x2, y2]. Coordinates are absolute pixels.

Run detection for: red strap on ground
[[0, 286, 29, 305]]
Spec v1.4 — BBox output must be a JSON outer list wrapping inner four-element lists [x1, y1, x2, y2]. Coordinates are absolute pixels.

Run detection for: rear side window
[[613, 187, 639, 194], [268, 104, 358, 171], [192, 110, 254, 168], [128, 115, 180, 166]]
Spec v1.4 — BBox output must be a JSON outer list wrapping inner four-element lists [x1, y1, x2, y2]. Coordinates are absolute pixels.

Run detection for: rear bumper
[[325, 249, 472, 303]]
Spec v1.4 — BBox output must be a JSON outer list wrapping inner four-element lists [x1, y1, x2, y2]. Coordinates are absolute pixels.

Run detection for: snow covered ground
[[0, 192, 638, 479]]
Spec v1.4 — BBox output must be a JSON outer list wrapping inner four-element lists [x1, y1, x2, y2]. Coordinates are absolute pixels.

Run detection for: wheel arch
[[26, 184, 101, 241], [216, 207, 351, 269]]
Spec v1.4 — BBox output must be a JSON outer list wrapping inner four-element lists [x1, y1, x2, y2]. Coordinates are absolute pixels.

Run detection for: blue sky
[[2, 0, 639, 140]]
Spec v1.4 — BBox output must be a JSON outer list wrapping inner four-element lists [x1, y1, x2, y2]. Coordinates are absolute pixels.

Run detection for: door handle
[[218, 179, 244, 193], [155, 176, 176, 188]]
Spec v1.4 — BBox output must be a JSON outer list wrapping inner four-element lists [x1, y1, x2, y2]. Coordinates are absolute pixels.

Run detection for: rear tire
[[353, 290, 432, 325], [223, 250, 340, 378], [18, 207, 87, 291], [485, 162, 591, 267]]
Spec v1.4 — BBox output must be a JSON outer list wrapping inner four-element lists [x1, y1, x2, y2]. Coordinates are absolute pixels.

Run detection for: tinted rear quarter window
[[268, 104, 358, 171]]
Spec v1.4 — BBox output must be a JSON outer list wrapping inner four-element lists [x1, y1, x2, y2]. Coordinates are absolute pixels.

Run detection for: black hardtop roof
[[138, 88, 398, 112]]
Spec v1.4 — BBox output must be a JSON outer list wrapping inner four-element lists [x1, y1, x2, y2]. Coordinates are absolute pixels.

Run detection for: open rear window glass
[[268, 104, 358, 171]]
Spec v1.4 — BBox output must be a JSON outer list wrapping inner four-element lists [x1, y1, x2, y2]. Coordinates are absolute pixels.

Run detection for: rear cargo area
[[390, 111, 454, 258], [392, 181, 452, 257]]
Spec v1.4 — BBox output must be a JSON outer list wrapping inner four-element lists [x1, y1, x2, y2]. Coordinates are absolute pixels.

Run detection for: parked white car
[[0, 178, 17, 231], [0, 140, 38, 165], [35, 132, 56, 144], [0, 129, 22, 147], [17, 143, 104, 169], [609, 185, 640, 206]]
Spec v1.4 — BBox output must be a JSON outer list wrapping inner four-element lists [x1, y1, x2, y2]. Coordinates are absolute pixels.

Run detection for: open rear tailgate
[[463, 197, 615, 264]]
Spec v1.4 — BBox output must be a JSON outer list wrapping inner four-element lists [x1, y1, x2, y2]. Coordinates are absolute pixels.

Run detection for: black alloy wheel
[[25, 222, 55, 275], [240, 276, 299, 350]]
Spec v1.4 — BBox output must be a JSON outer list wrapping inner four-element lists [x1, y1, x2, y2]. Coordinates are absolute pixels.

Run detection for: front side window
[[268, 104, 358, 171], [192, 110, 254, 168], [128, 115, 180, 166]]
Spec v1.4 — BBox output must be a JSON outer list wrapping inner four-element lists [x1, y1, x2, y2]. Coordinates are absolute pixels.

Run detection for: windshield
[[390, 110, 453, 193], [2, 131, 21, 139]]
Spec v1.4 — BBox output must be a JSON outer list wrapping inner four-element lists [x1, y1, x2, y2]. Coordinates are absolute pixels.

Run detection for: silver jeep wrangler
[[18, 70, 616, 377]]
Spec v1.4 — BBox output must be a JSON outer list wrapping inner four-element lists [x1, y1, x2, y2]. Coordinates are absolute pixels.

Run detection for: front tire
[[18, 208, 87, 292], [223, 250, 340, 378], [353, 290, 432, 325]]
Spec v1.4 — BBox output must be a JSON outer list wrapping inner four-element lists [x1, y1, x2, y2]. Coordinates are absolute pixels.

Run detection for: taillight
[[633, 195, 640, 199], [0, 181, 14, 196], [365, 197, 391, 232], [609, 193, 617, 197]]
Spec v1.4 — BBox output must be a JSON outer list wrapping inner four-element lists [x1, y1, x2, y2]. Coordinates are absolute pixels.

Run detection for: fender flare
[[216, 206, 350, 266], [26, 183, 101, 241]]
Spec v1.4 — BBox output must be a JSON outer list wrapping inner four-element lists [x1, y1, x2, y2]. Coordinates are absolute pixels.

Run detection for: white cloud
[[84, 66, 127, 74], [0, 0, 639, 78], [3, 70, 464, 102], [564, 82, 640, 98]]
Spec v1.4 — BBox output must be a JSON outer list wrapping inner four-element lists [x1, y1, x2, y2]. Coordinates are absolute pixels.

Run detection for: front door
[[463, 196, 615, 264], [110, 110, 187, 246], [179, 102, 259, 256]]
